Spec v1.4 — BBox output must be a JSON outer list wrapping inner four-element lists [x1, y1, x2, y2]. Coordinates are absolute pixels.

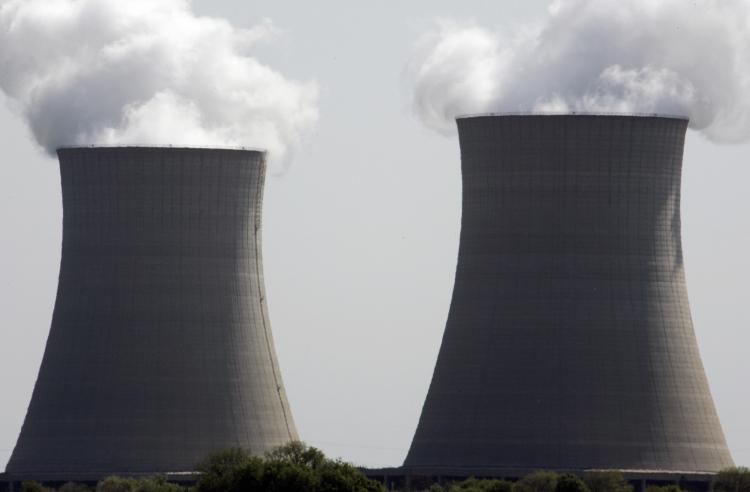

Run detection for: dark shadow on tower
[[6, 147, 297, 476], [405, 115, 733, 473]]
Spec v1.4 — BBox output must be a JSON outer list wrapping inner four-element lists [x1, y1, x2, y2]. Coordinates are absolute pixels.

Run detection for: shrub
[[485, 481, 514, 492], [583, 471, 632, 492], [316, 460, 386, 492], [58, 483, 92, 492], [133, 476, 184, 492], [645, 485, 684, 492], [96, 477, 139, 492], [447, 477, 513, 492], [20, 482, 54, 492], [714, 467, 750, 492], [514, 471, 559, 492], [555, 474, 590, 492], [95, 475, 184, 492]]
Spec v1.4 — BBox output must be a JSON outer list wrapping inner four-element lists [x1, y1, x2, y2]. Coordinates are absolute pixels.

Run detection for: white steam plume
[[0, 0, 318, 164], [407, 0, 750, 142]]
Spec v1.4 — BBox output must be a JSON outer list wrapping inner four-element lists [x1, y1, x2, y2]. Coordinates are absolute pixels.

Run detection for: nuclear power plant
[[404, 114, 734, 474], [0, 117, 738, 490], [5, 147, 297, 478]]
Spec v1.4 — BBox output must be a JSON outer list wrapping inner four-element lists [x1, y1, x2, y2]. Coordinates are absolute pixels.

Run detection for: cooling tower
[[405, 115, 733, 473], [6, 147, 297, 477]]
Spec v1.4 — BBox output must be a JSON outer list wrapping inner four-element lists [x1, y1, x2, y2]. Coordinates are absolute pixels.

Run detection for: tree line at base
[[18, 442, 750, 492]]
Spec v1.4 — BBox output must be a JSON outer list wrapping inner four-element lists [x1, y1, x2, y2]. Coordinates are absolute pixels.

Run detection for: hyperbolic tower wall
[[405, 115, 733, 473], [6, 147, 297, 476]]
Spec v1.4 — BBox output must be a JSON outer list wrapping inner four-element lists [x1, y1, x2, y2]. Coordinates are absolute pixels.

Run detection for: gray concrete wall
[[405, 115, 733, 472], [6, 147, 297, 475]]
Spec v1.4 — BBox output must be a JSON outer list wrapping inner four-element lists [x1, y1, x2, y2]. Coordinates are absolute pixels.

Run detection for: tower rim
[[56, 145, 266, 154], [456, 111, 689, 122]]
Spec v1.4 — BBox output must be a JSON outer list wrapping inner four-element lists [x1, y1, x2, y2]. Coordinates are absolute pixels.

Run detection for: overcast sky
[[1, 1, 748, 469]]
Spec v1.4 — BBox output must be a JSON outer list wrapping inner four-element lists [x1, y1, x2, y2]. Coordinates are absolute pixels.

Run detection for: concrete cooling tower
[[405, 115, 733, 474], [5, 147, 297, 478]]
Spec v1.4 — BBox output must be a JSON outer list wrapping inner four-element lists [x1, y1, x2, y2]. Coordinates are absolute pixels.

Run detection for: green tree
[[484, 481, 514, 492], [20, 482, 54, 492], [133, 476, 184, 492], [95, 476, 185, 492], [514, 471, 559, 492], [260, 460, 317, 492], [644, 485, 684, 492], [714, 467, 750, 492], [583, 471, 632, 492], [96, 476, 139, 492], [195, 448, 263, 492], [555, 474, 590, 492], [232, 458, 266, 491], [58, 483, 92, 492], [448, 477, 513, 492], [266, 441, 327, 470], [316, 460, 386, 492], [194, 441, 385, 492]]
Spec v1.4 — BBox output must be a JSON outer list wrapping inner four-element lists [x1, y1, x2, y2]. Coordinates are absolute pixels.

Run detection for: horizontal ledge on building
[[456, 111, 690, 122], [56, 145, 266, 153]]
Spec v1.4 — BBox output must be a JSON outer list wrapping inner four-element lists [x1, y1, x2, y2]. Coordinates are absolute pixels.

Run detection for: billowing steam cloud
[[0, 0, 318, 163], [408, 0, 750, 142]]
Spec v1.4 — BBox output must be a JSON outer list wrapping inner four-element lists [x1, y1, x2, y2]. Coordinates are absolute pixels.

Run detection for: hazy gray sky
[[1, 0, 748, 469]]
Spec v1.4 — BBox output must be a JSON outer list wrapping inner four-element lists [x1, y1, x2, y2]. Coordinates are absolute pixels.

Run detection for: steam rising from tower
[[407, 0, 750, 142], [0, 0, 318, 166]]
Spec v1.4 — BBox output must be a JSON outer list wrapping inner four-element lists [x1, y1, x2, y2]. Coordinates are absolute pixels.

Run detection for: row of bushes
[[23, 476, 182, 492], [416, 471, 630, 492], [416, 468, 750, 492], [18, 443, 750, 492]]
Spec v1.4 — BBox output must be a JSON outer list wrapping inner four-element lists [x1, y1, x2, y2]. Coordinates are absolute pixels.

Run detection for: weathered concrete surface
[[6, 147, 297, 475], [405, 115, 733, 472]]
